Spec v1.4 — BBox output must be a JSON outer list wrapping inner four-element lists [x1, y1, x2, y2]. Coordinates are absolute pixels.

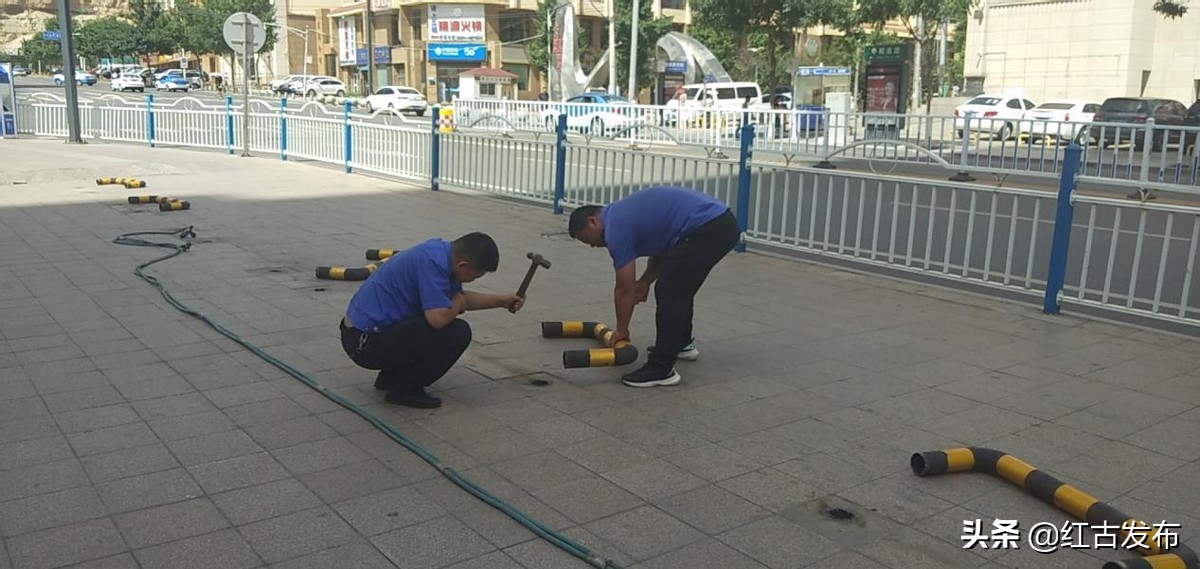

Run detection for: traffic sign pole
[[242, 11, 251, 157]]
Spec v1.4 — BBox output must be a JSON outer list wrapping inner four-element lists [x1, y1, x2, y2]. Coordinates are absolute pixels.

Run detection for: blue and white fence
[[14, 94, 1200, 329]]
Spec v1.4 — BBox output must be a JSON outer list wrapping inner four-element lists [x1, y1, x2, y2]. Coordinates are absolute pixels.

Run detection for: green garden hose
[[113, 226, 622, 569]]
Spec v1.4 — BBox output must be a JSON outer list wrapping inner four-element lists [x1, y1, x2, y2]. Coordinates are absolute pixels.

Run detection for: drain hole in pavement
[[313, 287, 327, 292], [269, 268, 284, 273], [530, 378, 551, 386], [820, 507, 855, 521]]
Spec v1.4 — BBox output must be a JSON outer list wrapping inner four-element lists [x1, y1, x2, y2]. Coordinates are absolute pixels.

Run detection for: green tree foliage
[[75, 16, 138, 62], [612, 0, 673, 97], [19, 19, 64, 70], [689, 0, 854, 88], [855, 0, 977, 103], [128, 0, 179, 60], [1153, 1, 1188, 18]]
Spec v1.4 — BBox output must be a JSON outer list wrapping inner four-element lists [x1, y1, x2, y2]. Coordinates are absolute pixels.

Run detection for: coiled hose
[[113, 227, 623, 569]]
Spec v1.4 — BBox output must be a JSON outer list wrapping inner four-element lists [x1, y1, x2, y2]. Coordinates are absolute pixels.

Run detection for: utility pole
[[627, 0, 639, 101], [938, 19, 948, 97], [912, 14, 924, 112], [365, 0, 373, 94], [56, 0, 82, 143], [607, 0, 616, 94]]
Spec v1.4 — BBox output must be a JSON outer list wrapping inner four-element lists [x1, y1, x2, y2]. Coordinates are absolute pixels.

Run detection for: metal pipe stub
[[541, 321, 639, 368], [912, 447, 1198, 569]]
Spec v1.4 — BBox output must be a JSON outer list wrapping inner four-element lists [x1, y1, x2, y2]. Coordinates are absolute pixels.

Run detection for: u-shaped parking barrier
[[912, 447, 1198, 569], [315, 256, 388, 281], [97, 177, 130, 186], [541, 321, 638, 368], [365, 249, 396, 261], [159, 200, 190, 212], [127, 195, 172, 204]]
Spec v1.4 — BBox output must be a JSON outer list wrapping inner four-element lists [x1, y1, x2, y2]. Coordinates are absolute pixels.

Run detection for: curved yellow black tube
[[542, 321, 639, 368], [158, 200, 190, 212], [127, 195, 173, 204], [123, 179, 147, 189], [97, 177, 129, 186], [912, 447, 1198, 569], [365, 249, 397, 261]]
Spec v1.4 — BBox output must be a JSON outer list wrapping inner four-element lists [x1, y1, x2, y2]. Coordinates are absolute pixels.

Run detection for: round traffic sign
[[222, 12, 266, 55]]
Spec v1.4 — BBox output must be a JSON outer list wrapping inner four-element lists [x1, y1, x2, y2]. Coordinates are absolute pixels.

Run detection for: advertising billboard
[[338, 18, 357, 65], [428, 4, 485, 42], [0, 62, 16, 137]]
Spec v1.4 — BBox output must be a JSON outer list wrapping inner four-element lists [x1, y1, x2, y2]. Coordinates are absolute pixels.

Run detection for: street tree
[[126, 0, 179, 64], [18, 18, 66, 71], [75, 16, 139, 64], [855, 0, 978, 103], [173, 0, 277, 87], [1153, 1, 1188, 18], [612, 0, 674, 99]]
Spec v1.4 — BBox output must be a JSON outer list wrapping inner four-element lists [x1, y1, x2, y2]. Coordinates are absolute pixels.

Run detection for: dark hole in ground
[[820, 507, 855, 521], [530, 378, 550, 386], [313, 287, 327, 292]]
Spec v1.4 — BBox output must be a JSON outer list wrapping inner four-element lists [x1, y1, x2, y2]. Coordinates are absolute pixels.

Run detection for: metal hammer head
[[527, 252, 551, 269]]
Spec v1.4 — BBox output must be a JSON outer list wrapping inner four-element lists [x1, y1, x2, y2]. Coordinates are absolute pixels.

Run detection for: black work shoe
[[385, 386, 443, 408], [621, 365, 681, 388], [373, 372, 393, 391]]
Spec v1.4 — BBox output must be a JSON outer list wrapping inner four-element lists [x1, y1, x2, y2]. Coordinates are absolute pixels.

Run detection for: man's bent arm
[[424, 294, 467, 329], [463, 290, 508, 310], [613, 261, 638, 334]]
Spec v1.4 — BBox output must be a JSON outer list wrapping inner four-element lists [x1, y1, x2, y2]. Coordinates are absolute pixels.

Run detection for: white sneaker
[[677, 341, 700, 361]]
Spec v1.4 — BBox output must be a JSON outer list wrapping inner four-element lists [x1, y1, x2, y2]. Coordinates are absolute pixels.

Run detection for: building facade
[[964, 0, 1200, 104]]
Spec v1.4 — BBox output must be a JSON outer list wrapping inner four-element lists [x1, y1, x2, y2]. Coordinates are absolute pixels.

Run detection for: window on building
[[499, 12, 530, 43], [503, 65, 529, 90], [410, 9, 422, 41], [480, 82, 497, 96], [660, 0, 686, 9]]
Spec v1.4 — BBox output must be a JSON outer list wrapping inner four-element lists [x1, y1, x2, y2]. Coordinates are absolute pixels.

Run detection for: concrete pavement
[[2, 137, 1199, 569]]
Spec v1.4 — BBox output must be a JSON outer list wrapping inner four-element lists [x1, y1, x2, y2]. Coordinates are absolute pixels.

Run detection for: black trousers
[[648, 209, 740, 370], [339, 317, 471, 393]]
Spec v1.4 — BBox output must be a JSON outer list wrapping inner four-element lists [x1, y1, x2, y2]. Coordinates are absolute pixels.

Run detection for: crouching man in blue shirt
[[339, 233, 524, 408], [568, 187, 739, 387]]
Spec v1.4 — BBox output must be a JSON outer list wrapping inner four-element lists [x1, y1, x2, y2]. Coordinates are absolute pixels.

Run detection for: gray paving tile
[[270, 436, 369, 475], [1054, 392, 1193, 439], [662, 443, 763, 483], [0, 486, 108, 538], [0, 416, 62, 446], [189, 452, 292, 494], [298, 458, 404, 504], [242, 415, 338, 451], [0, 396, 48, 422], [80, 443, 181, 484], [332, 485, 447, 536], [239, 506, 366, 564], [222, 397, 311, 428], [42, 385, 125, 414], [531, 475, 644, 525], [147, 410, 237, 442], [58, 554, 142, 569], [66, 422, 159, 457], [210, 479, 323, 526], [718, 515, 843, 569], [128, 393, 217, 421], [657, 484, 771, 535], [717, 468, 823, 514], [166, 430, 264, 467], [635, 537, 771, 569], [598, 457, 708, 501], [95, 468, 203, 514], [133, 529, 263, 569], [584, 505, 706, 561], [371, 516, 497, 569], [0, 458, 89, 503], [54, 403, 142, 434], [491, 451, 595, 492], [837, 472, 958, 526], [110, 375, 197, 401], [5, 517, 127, 569], [441, 551, 525, 569], [113, 498, 229, 549], [266, 539, 395, 569], [0, 435, 74, 472]]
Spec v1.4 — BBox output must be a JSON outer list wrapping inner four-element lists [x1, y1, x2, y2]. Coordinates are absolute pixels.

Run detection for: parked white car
[[539, 93, 644, 136], [302, 77, 346, 98], [365, 86, 428, 115], [1020, 99, 1101, 143], [111, 72, 145, 92], [953, 94, 1037, 140]]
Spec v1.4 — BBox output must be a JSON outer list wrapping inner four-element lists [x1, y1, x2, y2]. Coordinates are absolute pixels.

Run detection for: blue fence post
[[1043, 142, 1082, 315], [146, 94, 155, 148], [343, 100, 352, 174], [225, 95, 234, 155], [553, 113, 567, 214], [734, 122, 755, 253], [430, 105, 440, 191], [280, 98, 287, 161]]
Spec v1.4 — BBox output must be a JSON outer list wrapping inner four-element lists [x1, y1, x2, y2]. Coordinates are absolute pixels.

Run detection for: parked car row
[[270, 75, 347, 98], [954, 93, 1200, 150]]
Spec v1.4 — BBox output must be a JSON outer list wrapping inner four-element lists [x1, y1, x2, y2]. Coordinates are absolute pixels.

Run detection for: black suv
[[1090, 97, 1193, 150]]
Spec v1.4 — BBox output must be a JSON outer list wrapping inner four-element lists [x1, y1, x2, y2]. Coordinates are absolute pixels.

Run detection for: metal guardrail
[[14, 95, 1200, 329]]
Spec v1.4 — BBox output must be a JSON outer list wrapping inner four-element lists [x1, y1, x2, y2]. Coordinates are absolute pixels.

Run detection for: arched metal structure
[[655, 31, 732, 85]]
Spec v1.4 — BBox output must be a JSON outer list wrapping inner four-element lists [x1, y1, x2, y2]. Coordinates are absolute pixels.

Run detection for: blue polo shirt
[[345, 238, 463, 332], [602, 187, 730, 269]]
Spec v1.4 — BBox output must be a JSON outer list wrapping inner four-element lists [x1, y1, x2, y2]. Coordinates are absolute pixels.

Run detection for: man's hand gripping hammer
[[513, 252, 551, 313]]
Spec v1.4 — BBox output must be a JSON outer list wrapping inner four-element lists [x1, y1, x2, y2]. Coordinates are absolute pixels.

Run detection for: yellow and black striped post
[[912, 447, 1198, 569], [159, 200, 190, 212], [128, 196, 173, 204], [365, 249, 397, 261], [96, 177, 129, 186], [122, 179, 147, 189], [541, 321, 639, 368], [315, 261, 381, 282]]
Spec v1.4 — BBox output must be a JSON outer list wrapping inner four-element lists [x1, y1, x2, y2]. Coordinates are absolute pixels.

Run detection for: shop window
[[502, 64, 529, 90]]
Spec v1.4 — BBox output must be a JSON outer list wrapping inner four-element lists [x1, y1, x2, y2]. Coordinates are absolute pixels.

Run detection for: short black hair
[[452, 232, 500, 272], [568, 205, 602, 238]]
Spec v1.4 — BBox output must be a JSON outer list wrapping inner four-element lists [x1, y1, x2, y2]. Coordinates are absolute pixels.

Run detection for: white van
[[664, 81, 766, 125]]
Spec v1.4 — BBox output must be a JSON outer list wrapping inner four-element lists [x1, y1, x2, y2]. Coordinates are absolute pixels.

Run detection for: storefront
[[427, 43, 487, 102]]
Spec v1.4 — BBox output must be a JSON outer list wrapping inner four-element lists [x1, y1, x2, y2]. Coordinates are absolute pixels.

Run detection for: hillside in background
[[1, 0, 130, 54]]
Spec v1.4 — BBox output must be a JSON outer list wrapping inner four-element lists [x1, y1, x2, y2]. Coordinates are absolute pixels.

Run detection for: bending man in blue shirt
[[339, 233, 524, 408], [568, 187, 739, 387]]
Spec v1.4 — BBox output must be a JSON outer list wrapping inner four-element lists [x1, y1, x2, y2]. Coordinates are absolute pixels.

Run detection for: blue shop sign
[[664, 60, 687, 74], [356, 46, 391, 65], [427, 43, 486, 62]]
